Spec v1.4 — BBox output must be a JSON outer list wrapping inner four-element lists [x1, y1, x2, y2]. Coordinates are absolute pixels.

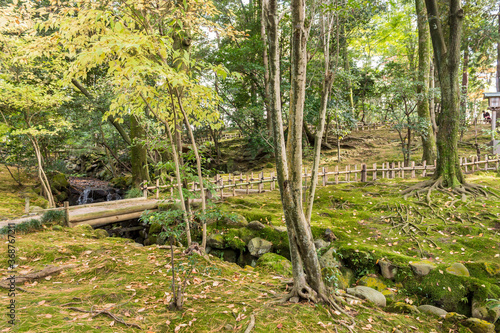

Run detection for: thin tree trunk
[[130, 115, 151, 187], [497, 3, 500, 91], [267, 0, 326, 302], [261, 0, 273, 137], [416, 0, 436, 164], [460, 46, 469, 141], [174, 88, 207, 250], [30, 136, 55, 208]]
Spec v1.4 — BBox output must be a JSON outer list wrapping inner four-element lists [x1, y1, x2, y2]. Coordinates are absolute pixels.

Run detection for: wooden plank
[[77, 210, 157, 228], [69, 201, 159, 223]]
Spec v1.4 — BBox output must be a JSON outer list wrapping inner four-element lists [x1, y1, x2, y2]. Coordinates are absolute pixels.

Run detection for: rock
[[464, 318, 496, 333], [314, 239, 330, 250], [256, 253, 292, 276], [346, 286, 386, 307], [94, 229, 109, 239], [379, 260, 397, 280], [223, 213, 248, 228], [322, 267, 347, 289], [409, 262, 436, 276], [207, 234, 225, 249], [247, 221, 265, 230], [387, 302, 420, 314], [247, 237, 273, 257], [149, 222, 162, 235], [483, 262, 500, 277], [50, 172, 69, 191], [30, 206, 44, 213], [446, 263, 470, 277], [272, 226, 287, 233], [357, 276, 387, 292], [319, 247, 340, 269], [52, 225, 63, 231], [417, 305, 448, 317], [73, 224, 94, 234], [324, 228, 337, 241], [444, 312, 468, 323], [472, 299, 500, 324], [224, 324, 234, 331]]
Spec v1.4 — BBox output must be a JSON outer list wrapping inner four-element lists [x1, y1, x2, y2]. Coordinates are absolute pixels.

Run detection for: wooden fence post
[[170, 177, 174, 198], [464, 157, 468, 173], [391, 162, 395, 179], [304, 167, 308, 190], [485, 155, 489, 171], [156, 179, 160, 200], [220, 175, 224, 198], [64, 201, 70, 227], [354, 165, 358, 182], [251, 172, 254, 190], [143, 180, 148, 198], [25, 198, 29, 214], [398, 161, 402, 178], [496, 155, 499, 171], [472, 156, 476, 172], [232, 174, 236, 196], [335, 165, 339, 184], [382, 162, 385, 179], [346, 165, 350, 182], [258, 172, 263, 193], [361, 164, 367, 182], [411, 161, 415, 178], [422, 160, 427, 177], [373, 163, 377, 181], [322, 167, 327, 186], [246, 174, 250, 194]]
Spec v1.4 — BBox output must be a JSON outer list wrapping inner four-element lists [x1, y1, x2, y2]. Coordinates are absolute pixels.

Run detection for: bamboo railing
[[141, 154, 500, 200]]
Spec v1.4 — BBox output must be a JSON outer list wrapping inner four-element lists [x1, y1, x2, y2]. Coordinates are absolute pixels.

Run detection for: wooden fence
[[141, 154, 500, 200]]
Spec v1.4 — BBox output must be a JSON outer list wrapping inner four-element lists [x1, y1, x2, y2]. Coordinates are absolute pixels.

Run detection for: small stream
[[68, 177, 122, 206]]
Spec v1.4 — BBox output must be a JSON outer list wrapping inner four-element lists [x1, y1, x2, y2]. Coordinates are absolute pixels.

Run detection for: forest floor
[[0, 124, 499, 332]]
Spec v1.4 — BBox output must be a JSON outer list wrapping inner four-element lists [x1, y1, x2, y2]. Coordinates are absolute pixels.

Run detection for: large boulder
[[357, 276, 387, 292], [347, 286, 386, 307], [247, 221, 266, 230], [247, 237, 273, 257], [223, 214, 248, 228], [472, 299, 500, 324], [409, 262, 435, 277], [314, 239, 330, 250], [50, 172, 69, 191], [463, 318, 496, 333], [379, 260, 397, 280], [386, 302, 420, 314]]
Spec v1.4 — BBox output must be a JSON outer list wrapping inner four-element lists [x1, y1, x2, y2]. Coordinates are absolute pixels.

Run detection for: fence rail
[[141, 154, 500, 200]]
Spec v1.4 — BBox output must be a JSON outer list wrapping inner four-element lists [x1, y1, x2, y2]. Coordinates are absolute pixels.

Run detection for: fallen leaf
[[38, 300, 46, 306], [277, 323, 283, 329], [109, 321, 114, 327]]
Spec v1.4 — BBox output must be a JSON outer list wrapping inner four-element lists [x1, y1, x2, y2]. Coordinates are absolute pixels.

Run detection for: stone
[[387, 302, 420, 314], [50, 172, 69, 191], [379, 260, 397, 280], [247, 237, 273, 257], [472, 299, 500, 324], [223, 213, 248, 228], [319, 247, 340, 269], [446, 263, 470, 277], [483, 262, 500, 276], [30, 206, 44, 213], [463, 318, 496, 333], [357, 276, 387, 292], [417, 305, 448, 317], [409, 262, 436, 276], [52, 225, 63, 231], [247, 221, 265, 230], [314, 239, 330, 250], [94, 229, 109, 239], [272, 226, 287, 233], [324, 228, 337, 241], [444, 312, 467, 323], [148, 222, 162, 235], [346, 286, 386, 307], [256, 253, 292, 276], [207, 234, 225, 249]]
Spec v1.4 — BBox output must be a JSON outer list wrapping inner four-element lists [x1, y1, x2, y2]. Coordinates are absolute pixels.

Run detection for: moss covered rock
[[50, 172, 69, 191], [346, 286, 386, 307], [409, 261, 435, 276], [207, 233, 225, 249], [417, 305, 448, 317], [256, 253, 292, 276], [446, 263, 470, 277], [248, 237, 272, 257], [149, 222, 162, 235], [319, 247, 341, 269], [222, 213, 248, 228], [94, 229, 109, 239], [357, 276, 388, 292], [386, 302, 419, 314], [463, 318, 496, 333]]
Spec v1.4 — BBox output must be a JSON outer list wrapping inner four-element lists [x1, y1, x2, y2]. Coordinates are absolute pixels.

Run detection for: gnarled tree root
[[402, 177, 496, 203]]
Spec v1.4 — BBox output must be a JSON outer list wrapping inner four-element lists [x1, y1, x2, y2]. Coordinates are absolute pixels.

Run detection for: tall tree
[[266, 0, 326, 302], [416, 0, 436, 164], [424, 0, 464, 187]]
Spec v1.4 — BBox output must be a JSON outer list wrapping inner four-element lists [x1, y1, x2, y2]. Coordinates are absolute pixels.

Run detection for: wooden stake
[[246, 174, 249, 194], [143, 180, 148, 198], [156, 179, 160, 200], [361, 164, 367, 182], [25, 198, 29, 214], [64, 201, 70, 227], [322, 167, 327, 186], [335, 165, 339, 184], [373, 163, 377, 181], [411, 161, 415, 178]]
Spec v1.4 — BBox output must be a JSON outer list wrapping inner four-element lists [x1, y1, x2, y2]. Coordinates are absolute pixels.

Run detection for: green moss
[[256, 253, 292, 276]]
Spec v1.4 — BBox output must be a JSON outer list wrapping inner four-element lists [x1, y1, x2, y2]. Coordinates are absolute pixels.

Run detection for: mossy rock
[[224, 233, 246, 251], [222, 213, 248, 228], [94, 229, 109, 239], [319, 247, 341, 269], [71, 224, 94, 236], [50, 172, 69, 191], [417, 305, 447, 317], [386, 302, 420, 314], [149, 222, 162, 235], [322, 267, 350, 290], [256, 253, 292, 277], [483, 262, 500, 277], [55, 191, 68, 202], [357, 276, 388, 292], [444, 312, 468, 323], [446, 263, 470, 277], [207, 233, 225, 249], [158, 202, 183, 212], [110, 175, 133, 189], [463, 318, 496, 333], [472, 299, 500, 324], [52, 225, 63, 231]]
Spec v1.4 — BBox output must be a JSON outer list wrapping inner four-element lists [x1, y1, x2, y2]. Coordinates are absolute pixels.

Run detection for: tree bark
[[266, 0, 326, 302], [497, 3, 500, 92], [261, 0, 273, 137], [424, 0, 464, 187], [30, 136, 55, 208], [416, 0, 436, 164]]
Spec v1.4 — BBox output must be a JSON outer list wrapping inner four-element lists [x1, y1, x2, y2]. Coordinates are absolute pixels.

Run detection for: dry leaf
[[109, 321, 115, 327], [38, 300, 46, 306]]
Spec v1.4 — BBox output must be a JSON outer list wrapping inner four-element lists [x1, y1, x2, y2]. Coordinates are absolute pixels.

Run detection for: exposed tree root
[[402, 177, 497, 203], [243, 314, 256, 333], [0, 264, 76, 289], [67, 307, 142, 329]]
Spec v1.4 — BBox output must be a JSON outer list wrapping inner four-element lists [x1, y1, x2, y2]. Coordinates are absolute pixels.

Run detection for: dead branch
[[0, 264, 77, 289]]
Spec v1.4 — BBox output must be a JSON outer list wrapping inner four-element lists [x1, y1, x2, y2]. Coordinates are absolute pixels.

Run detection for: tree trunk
[[261, 0, 273, 137], [306, 8, 337, 223], [416, 0, 436, 164], [130, 115, 151, 187], [266, 0, 326, 302], [424, 0, 464, 187], [460, 46, 469, 141], [30, 136, 55, 208], [174, 88, 207, 251], [497, 3, 500, 92]]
